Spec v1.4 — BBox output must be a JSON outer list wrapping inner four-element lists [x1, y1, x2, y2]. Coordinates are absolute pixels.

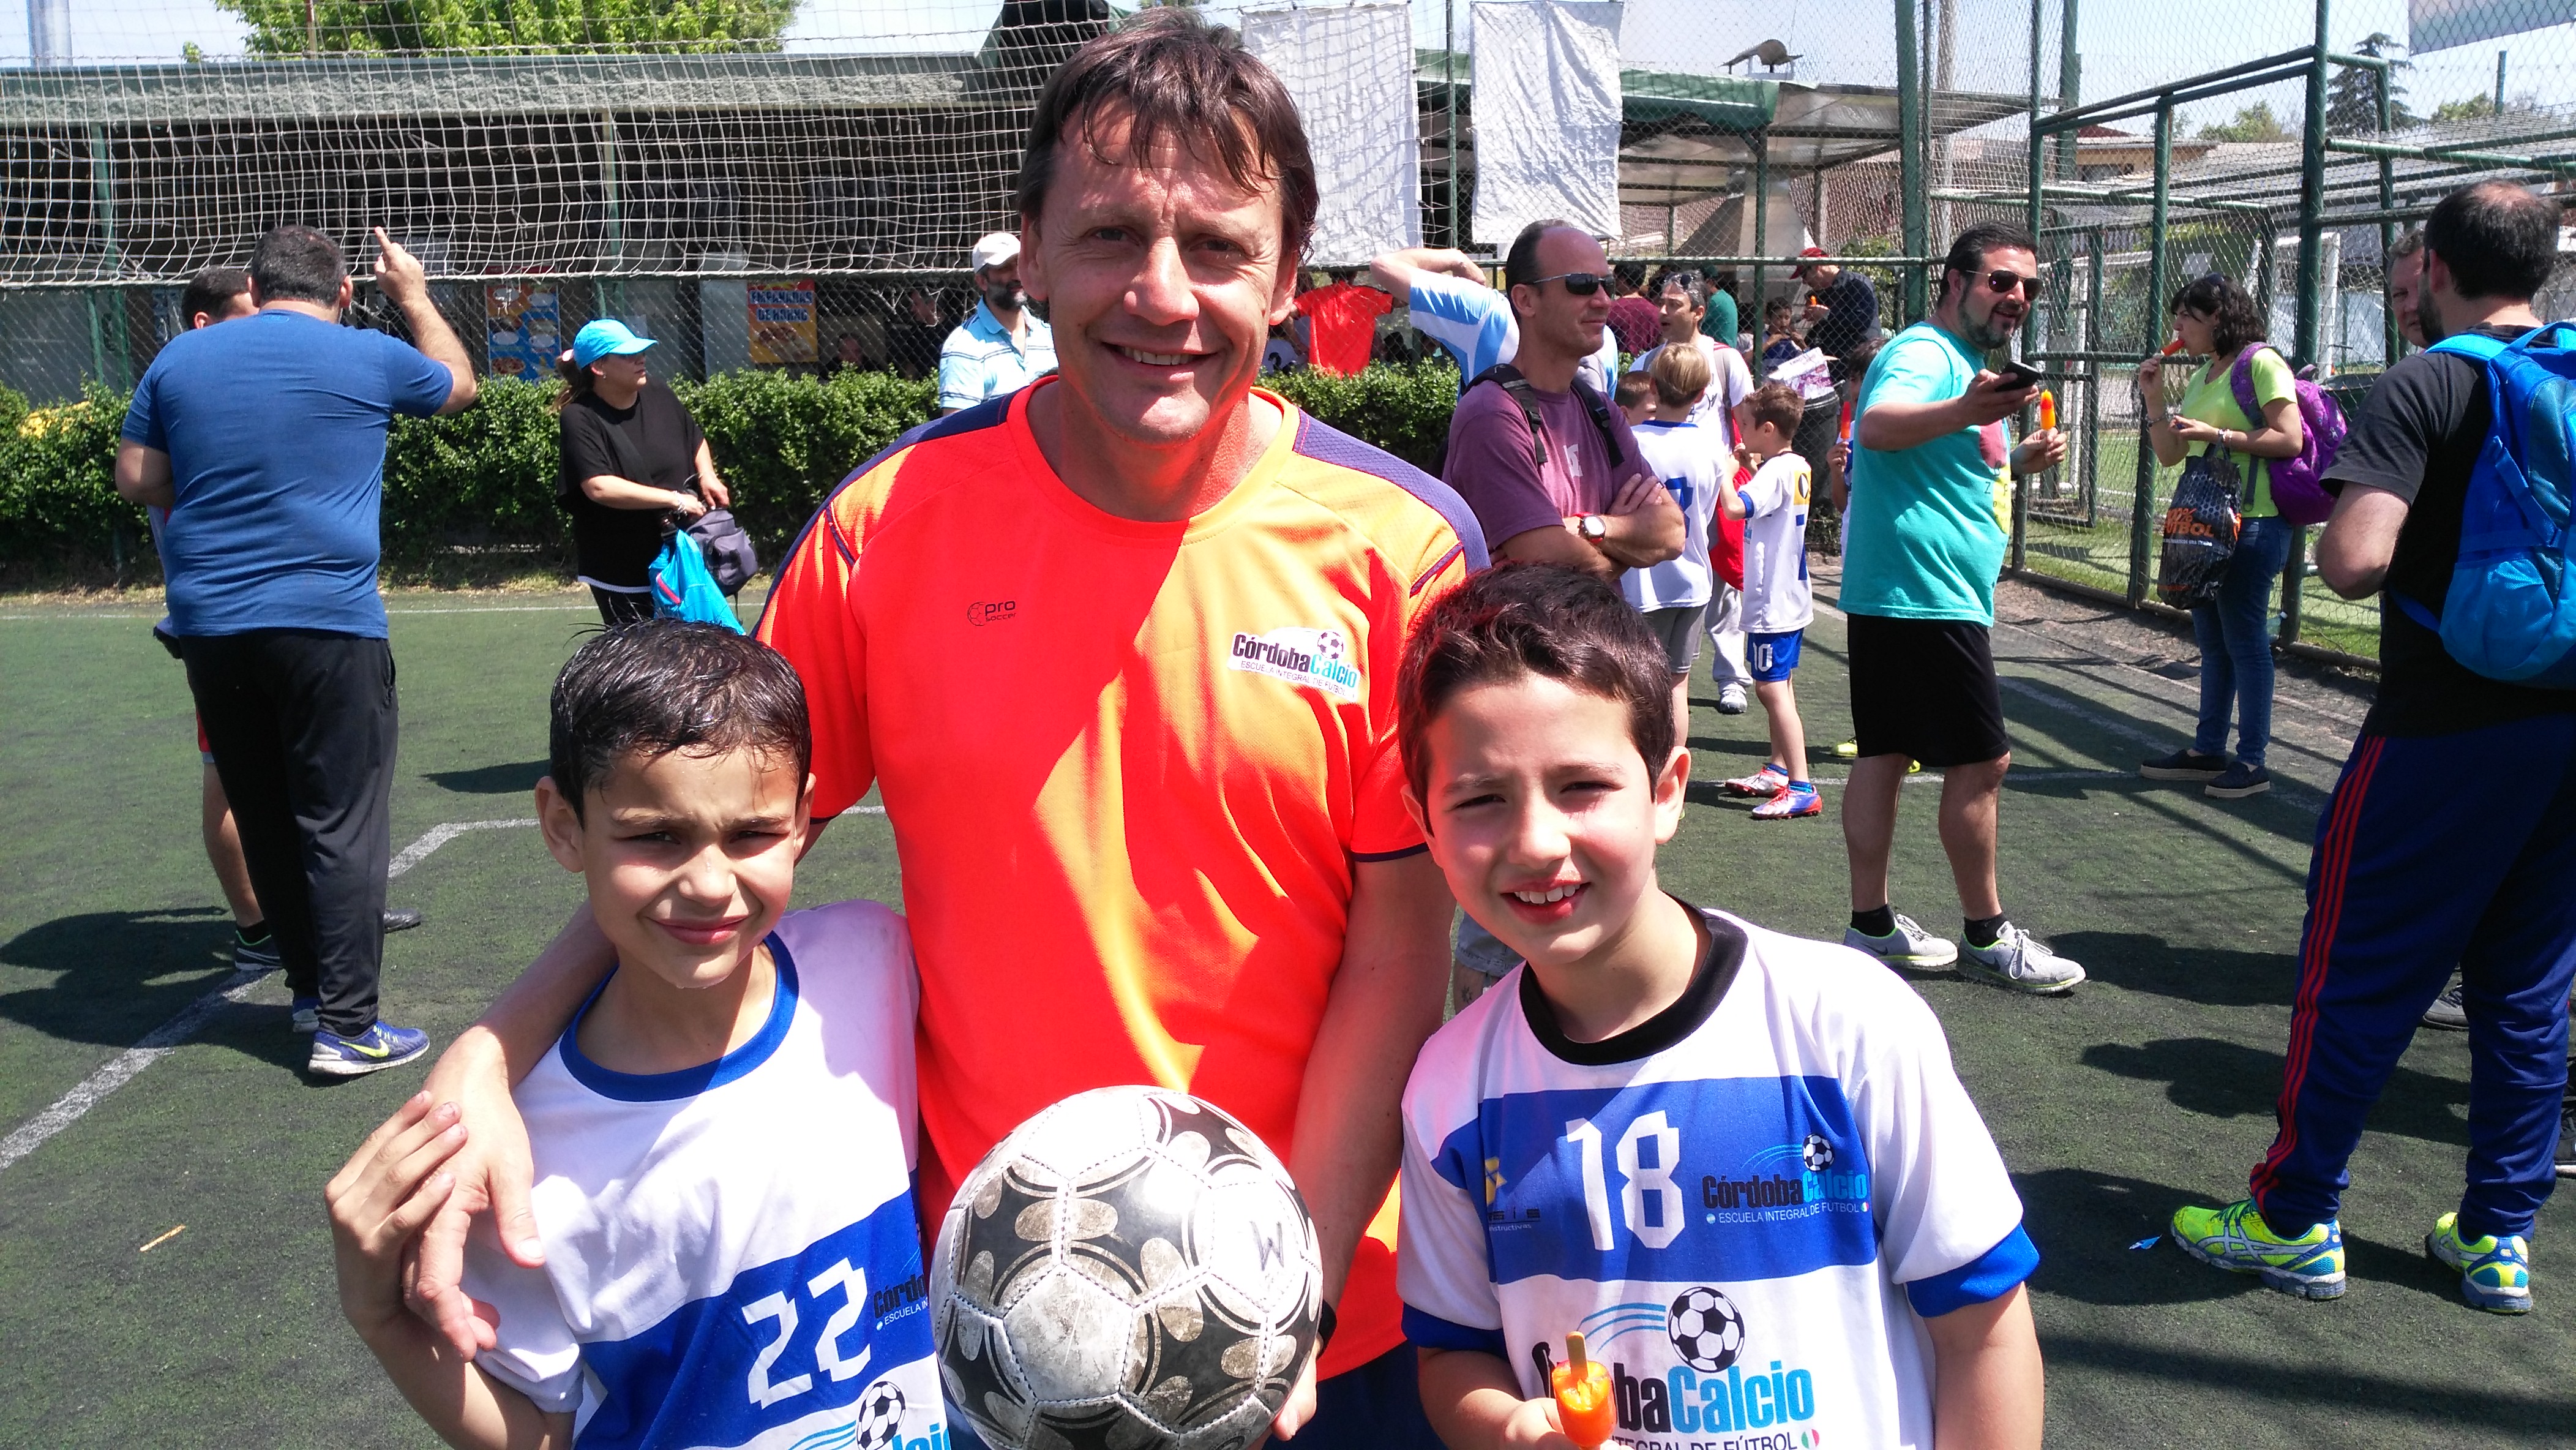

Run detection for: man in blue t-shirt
[[1839, 220, 2080, 997], [115, 223, 473, 1077]]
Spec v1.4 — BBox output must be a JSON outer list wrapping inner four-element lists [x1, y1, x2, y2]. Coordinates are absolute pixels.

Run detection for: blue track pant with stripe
[[2249, 713, 2576, 1242]]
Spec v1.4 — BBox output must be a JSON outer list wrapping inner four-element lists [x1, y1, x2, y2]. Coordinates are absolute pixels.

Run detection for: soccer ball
[[929, 1086, 1322, 1450], [1668, 1287, 1747, 1373], [850, 1378, 907, 1450], [1800, 1133, 1835, 1173]]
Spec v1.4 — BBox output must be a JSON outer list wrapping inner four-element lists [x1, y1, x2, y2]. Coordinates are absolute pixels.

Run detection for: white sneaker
[[1960, 923, 2086, 995], [1717, 683, 1748, 715], [1722, 764, 1789, 797], [1843, 913, 1958, 968]]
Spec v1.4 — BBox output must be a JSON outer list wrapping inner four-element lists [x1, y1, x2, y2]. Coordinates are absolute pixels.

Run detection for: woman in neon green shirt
[[2136, 275, 2308, 800]]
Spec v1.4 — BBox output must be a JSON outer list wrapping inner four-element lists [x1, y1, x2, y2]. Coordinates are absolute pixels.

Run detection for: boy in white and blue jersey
[[1612, 347, 1726, 750], [1716, 383, 1822, 821], [1390, 565, 2043, 1450], [328, 621, 944, 1450]]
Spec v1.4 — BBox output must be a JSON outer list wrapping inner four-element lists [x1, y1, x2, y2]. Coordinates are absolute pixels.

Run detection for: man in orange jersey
[[393, 9, 1480, 1445]]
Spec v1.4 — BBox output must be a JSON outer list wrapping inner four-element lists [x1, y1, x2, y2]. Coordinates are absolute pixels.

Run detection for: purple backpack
[[2228, 345, 2345, 525]]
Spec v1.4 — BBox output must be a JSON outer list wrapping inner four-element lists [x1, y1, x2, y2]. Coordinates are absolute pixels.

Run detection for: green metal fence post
[[89, 121, 130, 389], [600, 110, 624, 321], [1445, 0, 1459, 249], [2055, 0, 2080, 184], [2293, 0, 2330, 370], [1897, 0, 1928, 321], [2083, 227, 2103, 525], [2016, 0, 2045, 574], [1751, 132, 1770, 370], [2130, 100, 2173, 609]]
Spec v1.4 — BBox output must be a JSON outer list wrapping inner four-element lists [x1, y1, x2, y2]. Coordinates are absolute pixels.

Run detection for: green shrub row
[[0, 362, 1467, 580]]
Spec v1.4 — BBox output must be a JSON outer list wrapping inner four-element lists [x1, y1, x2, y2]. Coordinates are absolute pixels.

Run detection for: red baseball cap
[[1792, 246, 1829, 276]]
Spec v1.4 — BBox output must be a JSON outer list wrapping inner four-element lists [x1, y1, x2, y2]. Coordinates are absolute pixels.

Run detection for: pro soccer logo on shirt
[[1227, 626, 1362, 701]]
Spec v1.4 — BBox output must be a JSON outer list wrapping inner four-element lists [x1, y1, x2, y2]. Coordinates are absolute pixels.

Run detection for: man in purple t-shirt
[[1442, 220, 1682, 576]]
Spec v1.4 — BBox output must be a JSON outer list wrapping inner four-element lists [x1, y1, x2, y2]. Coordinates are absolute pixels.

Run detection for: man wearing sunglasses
[[1838, 220, 2080, 996]]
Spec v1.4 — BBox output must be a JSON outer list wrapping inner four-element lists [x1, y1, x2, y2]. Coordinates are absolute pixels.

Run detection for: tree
[[2431, 92, 2544, 124], [2328, 32, 2418, 135], [217, 0, 803, 56], [2197, 103, 2290, 143]]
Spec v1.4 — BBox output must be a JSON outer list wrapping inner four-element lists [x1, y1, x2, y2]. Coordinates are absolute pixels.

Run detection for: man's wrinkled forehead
[[1046, 103, 1285, 228]]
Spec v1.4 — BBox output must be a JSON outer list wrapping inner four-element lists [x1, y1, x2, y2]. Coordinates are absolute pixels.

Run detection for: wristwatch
[[1577, 514, 1608, 541]]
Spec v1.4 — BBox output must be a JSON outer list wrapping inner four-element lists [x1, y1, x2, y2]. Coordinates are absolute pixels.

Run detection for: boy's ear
[[1650, 745, 1691, 845], [1399, 779, 1432, 842], [792, 772, 818, 854], [534, 776, 588, 873]]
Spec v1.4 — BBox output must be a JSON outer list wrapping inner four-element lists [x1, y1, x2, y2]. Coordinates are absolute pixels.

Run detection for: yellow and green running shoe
[[2426, 1212, 2531, 1315], [2170, 1198, 2346, 1299]]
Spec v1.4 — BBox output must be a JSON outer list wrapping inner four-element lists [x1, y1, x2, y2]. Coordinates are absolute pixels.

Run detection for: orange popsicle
[[2160, 337, 2187, 356], [2038, 389, 2057, 430], [1552, 1332, 1615, 1448]]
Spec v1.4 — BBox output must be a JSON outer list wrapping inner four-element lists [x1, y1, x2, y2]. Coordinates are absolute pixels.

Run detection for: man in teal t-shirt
[[1837, 220, 2083, 997]]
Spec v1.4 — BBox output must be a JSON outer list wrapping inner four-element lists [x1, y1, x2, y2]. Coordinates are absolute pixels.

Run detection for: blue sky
[[9, 0, 2563, 134]]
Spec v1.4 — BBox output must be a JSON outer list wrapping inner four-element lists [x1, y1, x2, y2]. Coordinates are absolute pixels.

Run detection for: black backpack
[[1437, 363, 1626, 479]]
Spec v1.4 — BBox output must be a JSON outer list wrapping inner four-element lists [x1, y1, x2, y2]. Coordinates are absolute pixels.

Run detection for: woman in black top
[[555, 321, 730, 624]]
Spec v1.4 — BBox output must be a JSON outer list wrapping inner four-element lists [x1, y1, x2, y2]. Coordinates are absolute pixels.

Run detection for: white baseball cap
[[971, 232, 1021, 272]]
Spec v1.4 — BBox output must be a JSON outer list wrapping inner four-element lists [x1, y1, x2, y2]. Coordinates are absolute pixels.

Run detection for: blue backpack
[[2405, 326, 2576, 688], [650, 530, 746, 633]]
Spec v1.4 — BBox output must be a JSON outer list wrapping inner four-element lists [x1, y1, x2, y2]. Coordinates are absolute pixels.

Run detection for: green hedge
[[0, 361, 1466, 580]]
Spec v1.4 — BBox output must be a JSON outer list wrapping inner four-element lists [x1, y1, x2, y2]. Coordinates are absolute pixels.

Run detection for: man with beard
[[937, 231, 1057, 415], [1837, 221, 2081, 996]]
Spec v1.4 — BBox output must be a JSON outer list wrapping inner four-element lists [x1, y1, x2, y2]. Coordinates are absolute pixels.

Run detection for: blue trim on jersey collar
[[556, 934, 802, 1103]]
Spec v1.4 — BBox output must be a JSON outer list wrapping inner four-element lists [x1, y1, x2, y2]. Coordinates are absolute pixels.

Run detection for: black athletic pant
[[590, 586, 654, 626], [180, 630, 398, 1037]]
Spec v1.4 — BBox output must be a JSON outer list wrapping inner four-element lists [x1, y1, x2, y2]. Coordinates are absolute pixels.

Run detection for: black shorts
[[1846, 613, 2009, 767]]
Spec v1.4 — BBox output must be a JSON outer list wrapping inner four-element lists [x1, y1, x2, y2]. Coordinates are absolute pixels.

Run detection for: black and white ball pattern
[[1800, 1133, 1835, 1174], [930, 1086, 1322, 1450], [850, 1378, 907, 1450], [1668, 1287, 1747, 1373]]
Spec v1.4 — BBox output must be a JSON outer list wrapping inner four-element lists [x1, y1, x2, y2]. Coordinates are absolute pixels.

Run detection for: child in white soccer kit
[[1717, 383, 1821, 821], [329, 622, 945, 1450], [1389, 564, 2043, 1450], [1614, 348, 1729, 749]]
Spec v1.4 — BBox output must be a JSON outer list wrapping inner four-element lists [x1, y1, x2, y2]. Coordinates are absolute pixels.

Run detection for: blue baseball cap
[[571, 318, 657, 369]]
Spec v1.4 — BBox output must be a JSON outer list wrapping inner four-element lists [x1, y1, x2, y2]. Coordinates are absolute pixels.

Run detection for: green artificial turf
[[0, 588, 2565, 1447]]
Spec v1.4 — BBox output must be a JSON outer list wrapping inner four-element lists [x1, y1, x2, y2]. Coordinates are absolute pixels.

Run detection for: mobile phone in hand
[[1994, 360, 2045, 390]]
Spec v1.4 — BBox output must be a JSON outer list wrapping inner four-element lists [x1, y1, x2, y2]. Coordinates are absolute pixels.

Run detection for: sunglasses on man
[[1522, 271, 1610, 296], [1964, 270, 2042, 297]]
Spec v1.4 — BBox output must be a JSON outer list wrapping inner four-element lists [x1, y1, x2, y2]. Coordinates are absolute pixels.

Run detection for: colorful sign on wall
[[748, 279, 818, 366], [485, 284, 561, 382]]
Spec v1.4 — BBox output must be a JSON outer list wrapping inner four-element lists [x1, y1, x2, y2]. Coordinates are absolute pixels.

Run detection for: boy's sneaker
[[1722, 764, 1790, 797], [2206, 762, 2272, 798], [1959, 923, 2086, 994], [308, 1021, 430, 1077], [1717, 683, 1748, 715], [1832, 740, 1859, 758], [290, 996, 321, 1034], [2425, 1212, 2532, 1314], [1844, 914, 1958, 969], [382, 907, 425, 933], [2170, 1198, 2347, 1299], [2140, 748, 2228, 782], [2557, 1102, 2575, 1179], [232, 929, 281, 971], [1751, 784, 1822, 821], [2421, 976, 2468, 1031]]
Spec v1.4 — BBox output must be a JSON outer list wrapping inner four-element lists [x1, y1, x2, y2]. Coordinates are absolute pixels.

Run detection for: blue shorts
[[1748, 629, 1804, 683]]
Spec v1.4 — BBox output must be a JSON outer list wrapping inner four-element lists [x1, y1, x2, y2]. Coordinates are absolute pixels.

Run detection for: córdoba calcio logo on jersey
[[1226, 626, 1361, 701]]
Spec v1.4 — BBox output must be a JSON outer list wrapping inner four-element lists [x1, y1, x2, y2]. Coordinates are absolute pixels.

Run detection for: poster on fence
[[747, 280, 818, 366], [485, 284, 561, 383]]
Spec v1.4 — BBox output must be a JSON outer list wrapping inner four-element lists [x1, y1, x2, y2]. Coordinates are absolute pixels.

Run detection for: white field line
[[0, 816, 529, 1181], [0, 602, 613, 622]]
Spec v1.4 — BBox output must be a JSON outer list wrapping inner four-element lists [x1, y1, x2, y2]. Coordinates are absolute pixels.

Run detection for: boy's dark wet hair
[[548, 620, 812, 821], [1398, 563, 1676, 810]]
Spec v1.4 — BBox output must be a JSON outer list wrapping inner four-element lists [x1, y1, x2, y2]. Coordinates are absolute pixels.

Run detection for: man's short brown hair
[[1647, 340, 1711, 410], [1014, 6, 1318, 257], [1743, 382, 1805, 439], [1398, 563, 1676, 812]]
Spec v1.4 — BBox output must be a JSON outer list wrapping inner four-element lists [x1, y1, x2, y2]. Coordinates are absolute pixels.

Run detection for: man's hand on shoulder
[[406, 1026, 541, 1358]]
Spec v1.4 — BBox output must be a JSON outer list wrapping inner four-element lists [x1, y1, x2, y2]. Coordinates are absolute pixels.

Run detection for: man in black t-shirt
[[556, 320, 730, 623], [2172, 182, 2576, 1315]]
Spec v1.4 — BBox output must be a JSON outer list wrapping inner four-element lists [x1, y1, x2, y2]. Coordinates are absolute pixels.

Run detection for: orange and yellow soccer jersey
[[758, 379, 1485, 1377]]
